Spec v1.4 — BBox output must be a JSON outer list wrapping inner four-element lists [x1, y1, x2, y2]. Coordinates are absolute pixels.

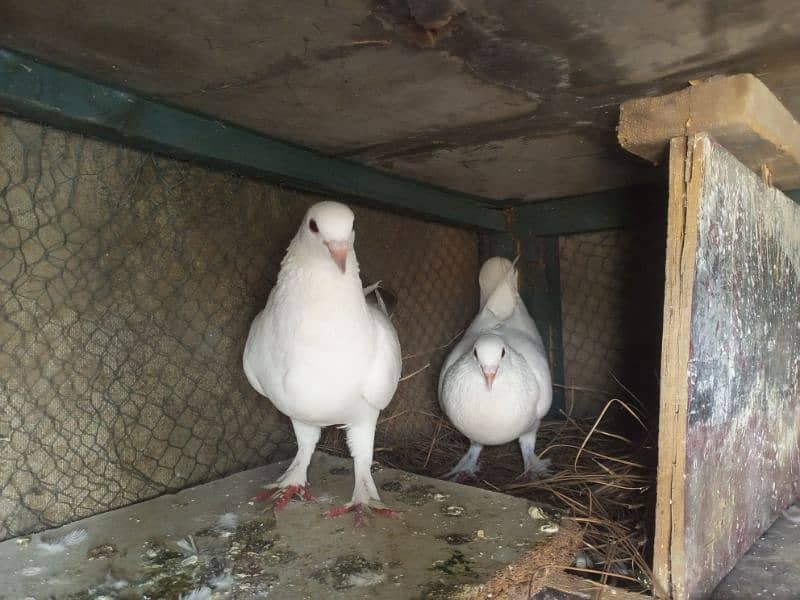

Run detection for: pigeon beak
[[482, 367, 497, 391], [325, 241, 348, 274]]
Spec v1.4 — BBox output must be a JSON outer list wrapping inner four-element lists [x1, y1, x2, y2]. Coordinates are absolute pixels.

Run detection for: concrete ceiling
[[2, 0, 800, 203]]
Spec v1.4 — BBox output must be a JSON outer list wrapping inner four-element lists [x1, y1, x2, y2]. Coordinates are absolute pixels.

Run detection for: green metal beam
[[511, 184, 667, 237], [512, 184, 799, 237], [517, 236, 566, 419], [0, 47, 505, 232]]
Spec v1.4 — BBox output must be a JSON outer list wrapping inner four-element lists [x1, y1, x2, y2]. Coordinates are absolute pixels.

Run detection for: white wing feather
[[362, 304, 401, 412]]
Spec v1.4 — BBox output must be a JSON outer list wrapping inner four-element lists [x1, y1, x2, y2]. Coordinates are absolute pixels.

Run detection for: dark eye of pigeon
[[309, 219, 319, 233], [501, 348, 506, 358], [473, 348, 478, 359]]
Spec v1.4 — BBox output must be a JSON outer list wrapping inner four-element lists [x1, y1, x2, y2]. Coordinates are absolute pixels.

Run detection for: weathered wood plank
[[618, 74, 800, 190], [653, 135, 693, 599], [0, 47, 506, 231], [658, 133, 800, 599]]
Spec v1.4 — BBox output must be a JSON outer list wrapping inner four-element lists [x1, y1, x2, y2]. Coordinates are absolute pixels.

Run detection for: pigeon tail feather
[[481, 256, 519, 321]]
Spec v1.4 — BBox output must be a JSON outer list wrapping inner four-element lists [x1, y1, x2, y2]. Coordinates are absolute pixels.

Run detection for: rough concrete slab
[[371, 132, 659, 201], [713, 512, 800, 599], [3, 2, 800, 201], [618, 74, 800, 189], [0, 453, 571, 599]]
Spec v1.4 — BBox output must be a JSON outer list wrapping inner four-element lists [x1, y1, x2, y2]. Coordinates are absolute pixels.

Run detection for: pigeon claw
[[442, 470, 478, 483], [326, 503, 398, 527], [520, 460, 553, 481], [251, 484, 316, 510]]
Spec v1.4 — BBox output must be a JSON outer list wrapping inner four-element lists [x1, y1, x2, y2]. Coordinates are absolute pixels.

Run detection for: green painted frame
[[511, 184, 667, 236], [0, 47, 505, 232]]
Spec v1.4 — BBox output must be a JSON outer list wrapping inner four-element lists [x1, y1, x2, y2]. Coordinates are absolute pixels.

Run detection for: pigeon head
[[472, 334, 506, 391], [301, 201, 356, 274]]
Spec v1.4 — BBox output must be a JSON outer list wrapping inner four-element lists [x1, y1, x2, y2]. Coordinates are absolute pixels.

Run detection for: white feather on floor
[[35, 528, 88, 553], [178, 586, 212, 600], [216, 512, 238, 531], [176, 536, 198, 555], [210, 569, 234, 590]]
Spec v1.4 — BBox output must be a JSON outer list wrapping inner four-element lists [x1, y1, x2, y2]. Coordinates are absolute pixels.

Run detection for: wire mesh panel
[[356, 211, 479, 444], [0, 116, 479, 540], [558, 224, 666, 416]]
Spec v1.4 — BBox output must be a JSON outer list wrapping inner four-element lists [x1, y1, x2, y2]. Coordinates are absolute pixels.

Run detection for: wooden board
[[655, 133, 800, 599], [619, 74, 800, 190]]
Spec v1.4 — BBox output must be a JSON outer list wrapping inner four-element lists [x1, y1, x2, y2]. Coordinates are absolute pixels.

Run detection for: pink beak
[[325, 241, 348, 274], [482, 367, 497, 391]]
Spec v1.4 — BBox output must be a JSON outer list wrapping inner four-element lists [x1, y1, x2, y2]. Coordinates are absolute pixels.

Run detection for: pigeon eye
[[473, 348, 478, 359], [501, 348, 506, 358], [309, 219, 319, 233]]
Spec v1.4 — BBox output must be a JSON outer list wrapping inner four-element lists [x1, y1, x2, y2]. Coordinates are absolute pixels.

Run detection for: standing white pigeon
[[438, 256, 552, 480], [243, 201, 402, 521]]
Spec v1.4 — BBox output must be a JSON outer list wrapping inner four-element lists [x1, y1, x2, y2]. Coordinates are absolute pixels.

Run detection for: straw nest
[[321, 381, 656, 596]]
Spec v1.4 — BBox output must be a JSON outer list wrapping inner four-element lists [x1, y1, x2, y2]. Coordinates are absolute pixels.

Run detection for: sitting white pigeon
[[243, 201, 402, 522], [438, 256, 552, 480]]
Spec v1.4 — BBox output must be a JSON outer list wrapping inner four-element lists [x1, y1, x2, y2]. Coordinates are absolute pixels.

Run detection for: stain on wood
[[657, 133, 800, 599]]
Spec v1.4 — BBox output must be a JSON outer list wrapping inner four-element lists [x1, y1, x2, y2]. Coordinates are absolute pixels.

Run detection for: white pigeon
[[243, 201, 402, 521], [438, 256, 552, 480]]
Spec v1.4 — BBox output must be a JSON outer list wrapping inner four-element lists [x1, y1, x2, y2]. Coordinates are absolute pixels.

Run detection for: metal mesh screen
[[355, 212, 479, 444], [558, 224, 666, 417], [0, 115, 479, 540]]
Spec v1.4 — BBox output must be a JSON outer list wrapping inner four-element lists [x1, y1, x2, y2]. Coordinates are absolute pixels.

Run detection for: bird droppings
[[441, 505, 466, 517], [527, 505, 548, 521], [228, 516, 277, 555], [380, 479, 404, 492], [0, 453, 558, 599], [86, 544, 117, 560], [311, 553, 385, 590], [396, 484, 437, 506], [417, 579, 478, 600], [540, 523, 560, 534], [141, 540, 198, 598], [430, 550, 477, 578], [435, 532, 475, 545], [265, 548, 298, 566]]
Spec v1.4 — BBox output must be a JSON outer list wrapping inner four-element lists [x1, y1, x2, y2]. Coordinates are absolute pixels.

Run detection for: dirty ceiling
[[2, 0, 800, 203]]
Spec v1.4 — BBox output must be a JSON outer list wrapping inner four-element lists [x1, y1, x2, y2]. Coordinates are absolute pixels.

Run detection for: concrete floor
[[2, 453, 562, 599], [713, 510, 800, 599]]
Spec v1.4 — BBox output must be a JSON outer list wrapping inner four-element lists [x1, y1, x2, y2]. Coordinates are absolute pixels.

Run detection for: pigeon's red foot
[[251, 484, 316, 510], [326, 503, 398, 527]]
